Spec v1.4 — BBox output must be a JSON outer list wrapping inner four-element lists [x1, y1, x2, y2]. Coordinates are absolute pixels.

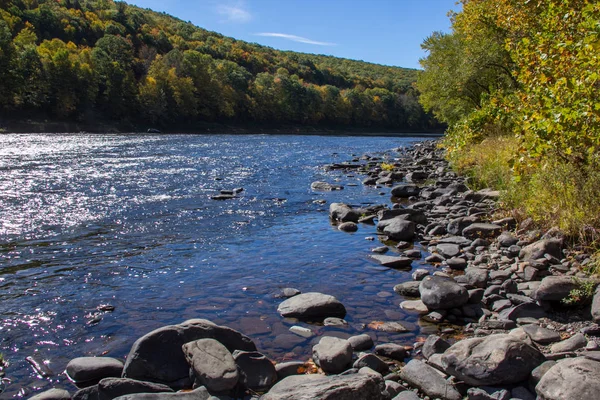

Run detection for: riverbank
[[27, 139, 600, 399]]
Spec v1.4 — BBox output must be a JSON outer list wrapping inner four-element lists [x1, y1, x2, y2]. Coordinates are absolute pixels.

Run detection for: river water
[[0, 133, 436, 397]]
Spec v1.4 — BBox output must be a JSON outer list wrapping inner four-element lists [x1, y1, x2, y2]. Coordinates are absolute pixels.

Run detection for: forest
[[0, 0, 439, 131], [418, 0, 600, 260]]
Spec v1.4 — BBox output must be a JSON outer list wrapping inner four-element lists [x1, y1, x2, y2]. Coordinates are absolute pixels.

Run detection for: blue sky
[[126, 0, 459, 70]]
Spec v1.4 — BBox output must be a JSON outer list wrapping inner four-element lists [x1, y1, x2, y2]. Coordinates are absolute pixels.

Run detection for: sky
[[126, 0, 460, 70]]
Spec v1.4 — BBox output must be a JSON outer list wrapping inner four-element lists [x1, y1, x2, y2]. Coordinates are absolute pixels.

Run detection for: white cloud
[[256, 32, 336, 46], [216, 4, 252, 23]]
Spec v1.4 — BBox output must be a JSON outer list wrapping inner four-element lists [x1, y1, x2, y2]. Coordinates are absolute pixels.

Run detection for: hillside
[[0, 0, 440, 131]]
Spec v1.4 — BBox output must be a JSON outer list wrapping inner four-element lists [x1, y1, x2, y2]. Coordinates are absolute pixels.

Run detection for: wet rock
[[277, 292, 346, 319], [353, 354, 389, 374], [419, 275, 469, 310], [312, 336, 353, 374], [111, 386, 211, 400], [462, 223, 503, 239], [442, 334, 545, 386], [536, 357, 600, 400], [391, 185, 420, 198], [400, 359, 462, 400], [262, 373, 386, 400], [394, 279, 424, 296], [549, 333, 587, 353], [348, 334, 374, 351], [275, 288, 301, 298], [122, 319, 255, 389], [378, 209, 428, 226], [368, 321, 410, 332], [323, 317, 347, 326], [233, 350, 277, 391], [371, 246, 389, 254], [521, 325, 561, 344], [97, 378, 173, 400], [312, 181, 343, 191], [400, 299, 429, 313], [181, 338, 238, 392], [66, 357, 124, 385], [519, 239, 562, 261], [211, 194, 236, 200], [29, 389, 71, 400], [329, 203, 360, 222], [369, 254, 413, 269], [275, 361, 306, 380], [338, 222, 358, 232], [379, 218, 416, 241], [374, 343, 408, 361]]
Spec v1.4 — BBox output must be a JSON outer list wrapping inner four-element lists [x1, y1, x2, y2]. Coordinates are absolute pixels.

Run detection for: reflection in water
[[0, 133, 433, 397]]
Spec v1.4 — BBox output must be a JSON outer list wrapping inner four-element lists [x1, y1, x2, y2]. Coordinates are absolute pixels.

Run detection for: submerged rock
[[277, 292, 346, 319], [311, 181, 343, 191]]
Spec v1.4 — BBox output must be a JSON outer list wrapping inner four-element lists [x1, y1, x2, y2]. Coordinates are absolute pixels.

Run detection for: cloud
[[256, 32, 336, 46], [216, 4, 252, 23]]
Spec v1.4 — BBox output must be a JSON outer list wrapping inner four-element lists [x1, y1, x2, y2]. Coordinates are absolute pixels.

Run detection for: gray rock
[[182, 338, 238, 392], [29, 389, 71, 400], [591, 285, 600, 323], [353, 354, 389, 373], [261, 373, 386, 400], [438, 235, 473, 246], [347, 334, 374, 351], [400, 299, 429, 313], [447, 217, 479, 236], [73, 386, 98, 400], [277, 292, 346, 319], [463, 223, 503, 239], [369, 254, 413, 269], [467, 387, 510, 400], [391, 185, 420, 198], [419, 275, 469, 310], [378, 208, 428, 226], [112, 386, 211, 400], [533, 276, 592, 302], [436, 243, 461, 258], [399, 359, 462, 400], [312, 336, 353, 374], [536, 357, 600, 400], [277, 288, 301, 298], [499, 303, 546, 321], [446, 257, 468, 270], [550, 333, 587, 353], [233, 350, 277, 391], [422, 335, 451, 359], [383, 380, 404, 398], [441, 334, 545, 386], [393, 281, 421, 297], [374, 343, 408, 361], [411, 268, 429, 281], [338, 222, 358, 232], [521, 325, 561, 344], [275, 361, 306, 380], [519, 238, 562, 261], [392, 392, 420, 400], [323, 317, 347, 326], [529, 360, 557, 389], [97, 378, 173, 400], [498, 232, 519, 247], [66, 357, 124, 384], [464, 268, 489, 288], [511, 386, 536, 400], [312, 181, 343, 191], [329, 203, 360, 222], [122, 319, 255, 389], [379, 218, 416, 241]]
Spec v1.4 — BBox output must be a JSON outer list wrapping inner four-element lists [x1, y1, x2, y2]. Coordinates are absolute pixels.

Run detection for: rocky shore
[[28, 140, 600, 400]]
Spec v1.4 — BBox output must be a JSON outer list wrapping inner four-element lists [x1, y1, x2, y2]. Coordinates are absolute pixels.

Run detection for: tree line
[[0, 0, 440, 131]]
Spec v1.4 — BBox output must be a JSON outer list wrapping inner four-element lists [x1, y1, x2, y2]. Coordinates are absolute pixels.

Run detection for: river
[[0, 133, 435, 397]]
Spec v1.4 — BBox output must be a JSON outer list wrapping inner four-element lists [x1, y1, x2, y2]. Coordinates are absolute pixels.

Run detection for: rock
[[419, 275, 469, 310], [529, 360, 557, 389], [533, 276, 589, 302], [593, 286, 600, 323], [392, 392, 420, 400], [411, 268, 429, 281], [422, 335, 451, 360], [289, 326, 313, 338], [498, 232, 519, 247], [536, 357, 600, 400], [511, 386, 536, 400], [261, 373, 386, 400], [112, 386, 210, 400], [371, 246, 389, 254], [312, 181, 343, 191], [439, 235, 474, 246], [353, 354, 389, 373], [73, 385, 99, 400], [312, 336, 353, 374], [122, 319, 255, 389], [233, 350, 277, 391], [29, 389, 71, 400], [367, 321, 410, 332], [441, 334, 545, 386], [181, 338, 238, 392], [550, 333, 587, 353], [400, 300, 429, 313], [66, 357, 124, 384], [447, 216, 480, 236], [446, 257, 468, 270], [393, 281, 421, 297], [323, 317, 347, 326], [462, 223, 503, 239], [374, 343, 408, 361], [378, 209, 428, 226], [521, 325, 561, 344], [391, 185, 420, 198], [399, 359, 462, 400], [97, 378, 173, 400], [275, 361, 306, 380], [276, 287, 301, 298], [467, 387, 510, 400], [277, 292, 346, 319], [499, 303, 546, 321], [464, 267, 489, 289], [348, 334, 374, 351], [383, 380, 404, 398], [369, 254, 413, 269], [329, 203, 360, 222], [211, 194, 236, 200], [519, 239, 562, 261], [436, 243, 461, 258], [338, 222, 358, 232], [379, 218, 416, 241]]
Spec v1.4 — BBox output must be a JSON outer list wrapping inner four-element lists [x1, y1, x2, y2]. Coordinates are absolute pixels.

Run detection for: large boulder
[[329, 203, 361, 222], [312, 336, 353, 374], [419, 275, 469, 310], [536, 357, 600, 400], [261, 373, 386, 400], [378, 217, 415, 241], [181, 338, 238, 392], [399, 360, 461, 400], [233, 350, 277, 391], [391, 185, 420, 198], [97, 378, 173, 400], [533, 276, 595, 302], [112, 386, 211, 400], [441, 334, 545, 386], [122, 319, 255, 389], [277, 292, 346, 319], [519, 239, 562, 261]]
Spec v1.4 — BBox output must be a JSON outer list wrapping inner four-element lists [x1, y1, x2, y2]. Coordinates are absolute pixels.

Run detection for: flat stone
[[367, 321, 410, 332], [97, 378, 173, 400], [277, 292, 346, 319], [422, 335, 451, 360], [521, 325, 561, 344], [312, 336, 353, 374], [375, 343, 409, 361], [436, 243, 461, 258], [462, 223, 502, 239], [112, 386, 211, 400], [66, 357, 124, 384], [181, 338, 238, 392], [29, 389, 71, 400], [499, 303, 546, 321], [550, 333, 587, 353], [369, 254, 413, 269], [353, 354, 389, 374], [400, 359, 461, 400], [323, 317, 348, 326], [400, 300, 429, 314], [289, 326, 314, 338]]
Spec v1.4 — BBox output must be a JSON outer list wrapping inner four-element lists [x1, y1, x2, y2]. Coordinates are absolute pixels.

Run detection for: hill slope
[[0, 0, 439, 131]]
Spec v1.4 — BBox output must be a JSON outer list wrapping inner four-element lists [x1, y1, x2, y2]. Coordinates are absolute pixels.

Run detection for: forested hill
[[0, 0, 439, 131]]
